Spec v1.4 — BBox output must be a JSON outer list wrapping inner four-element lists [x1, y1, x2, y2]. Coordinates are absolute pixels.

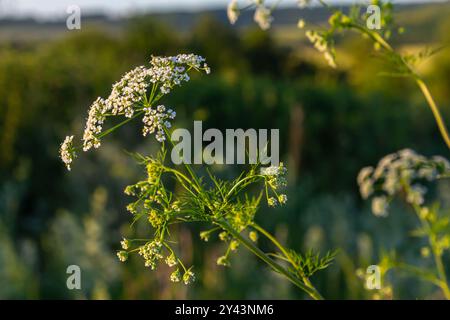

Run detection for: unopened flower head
[[170, 269, 181, 282], [249, 231, 258, 242], [230, 240, 239, 251], [117, 250, 128, 262], [268, 197, 278, 207], [60, 135, 76, 170]]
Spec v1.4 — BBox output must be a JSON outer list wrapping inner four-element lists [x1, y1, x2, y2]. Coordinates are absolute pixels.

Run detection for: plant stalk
[[218, 220, 324, 300]]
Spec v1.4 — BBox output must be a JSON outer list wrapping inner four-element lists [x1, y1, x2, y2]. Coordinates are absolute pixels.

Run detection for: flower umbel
[[60, 53, 210, 170]]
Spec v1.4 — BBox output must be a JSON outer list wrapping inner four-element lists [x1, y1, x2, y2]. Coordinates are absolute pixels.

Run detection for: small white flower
[[357, 166, 373, 185], [183, 269, 195, 285], [297, 19, 305, 29], [117, 251, 128, 262]]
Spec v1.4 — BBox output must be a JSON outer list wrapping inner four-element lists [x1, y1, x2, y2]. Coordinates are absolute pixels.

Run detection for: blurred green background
[[1, 2, 450, 299]]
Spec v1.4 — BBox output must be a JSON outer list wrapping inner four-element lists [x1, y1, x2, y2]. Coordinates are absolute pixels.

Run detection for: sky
[[0, 0, 440, 20]]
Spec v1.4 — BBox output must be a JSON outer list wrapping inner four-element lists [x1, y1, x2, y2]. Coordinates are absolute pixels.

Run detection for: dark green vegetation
[[1, 3, 450, 299]]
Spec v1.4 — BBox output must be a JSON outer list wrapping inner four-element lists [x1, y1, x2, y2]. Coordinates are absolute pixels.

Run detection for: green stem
[[431, 245, 450, 299], [416, 79, 450, 149], [252, 223, 321, 296], [97, 111, 144, 140], [349, 24, 450, 150], [218, 220, 324, 300], [411, 200, 450, 299], [163, 126, 204, 191]]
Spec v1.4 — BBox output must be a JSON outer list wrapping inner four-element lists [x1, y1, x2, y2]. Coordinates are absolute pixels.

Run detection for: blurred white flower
[[372, 196, 388, 217], [358, 149, 450, 217], [254, 5, 273, 30], [227, 0, 240, 24]]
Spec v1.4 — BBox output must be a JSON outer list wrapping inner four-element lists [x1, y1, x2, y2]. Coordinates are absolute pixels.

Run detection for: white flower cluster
[[357, 149, 450, 217], [83, 97, 107, 151], [108, 66, 149, 117], [261, 162, 288, 207], [298, 0, 311, 8], [142, 105, 176, 142], [261, 162, 288, 189], [149, 54, 210, 94], [226, 0, 273, 30], [305, 31, 337, 68], [138, 240, 163, 269], [60, 135, 76, 171]]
